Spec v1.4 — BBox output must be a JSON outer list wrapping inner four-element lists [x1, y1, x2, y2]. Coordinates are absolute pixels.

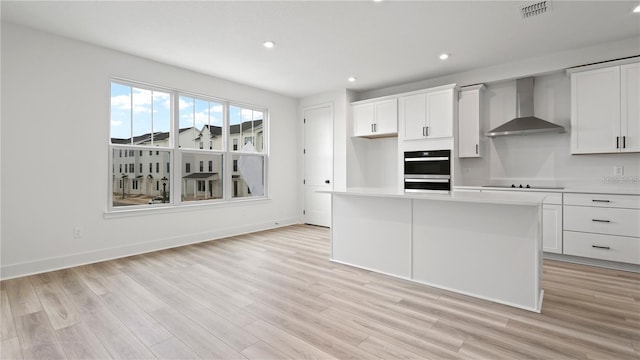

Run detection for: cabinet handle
[[623, 136, 626, 149], [475, 144, 479, 154], [422, 127, 426, 137], [616, 136, 620, 149], [591, 219, 611, 223], [374, 123, 377, 132], [371, 123, 374, 133], [592, 245, 611, 250], [426, 126, 430, 137], [591, 199, 610, 203]]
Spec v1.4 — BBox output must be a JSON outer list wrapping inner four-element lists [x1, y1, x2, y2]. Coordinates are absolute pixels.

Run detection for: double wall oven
[[404, 150, 451, 193]]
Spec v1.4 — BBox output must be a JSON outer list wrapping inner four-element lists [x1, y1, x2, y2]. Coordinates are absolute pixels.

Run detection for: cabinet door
[[426, 88, 454, 139], [353, 103, 375, 137], [621, 63, 640, 152], [458, 88, 481, 157], [375, 99, 398, 135], [401, 93, 427, 140], [571, 66, 621, 154], [542, 204, 563, 254]]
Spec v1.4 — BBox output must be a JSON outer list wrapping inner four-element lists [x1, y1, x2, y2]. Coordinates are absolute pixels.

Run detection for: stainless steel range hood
[[486, 77, 565, 137]]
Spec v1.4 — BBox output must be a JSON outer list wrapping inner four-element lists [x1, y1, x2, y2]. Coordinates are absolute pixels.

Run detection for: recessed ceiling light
[[263, 41, 275, 49], [634, 4, 640, 13], [439, 53, 449, 60], [348, 76, 357, 83]]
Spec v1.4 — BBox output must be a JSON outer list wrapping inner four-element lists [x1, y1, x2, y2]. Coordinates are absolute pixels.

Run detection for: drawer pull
[[591, 219, 611, 223], [592, 245, 611, 250], [591, 199, 610, 203]]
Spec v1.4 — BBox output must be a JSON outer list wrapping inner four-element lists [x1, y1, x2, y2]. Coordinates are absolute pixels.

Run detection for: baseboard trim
[[0, 217, 300, 280], [544, 253, 640, 273]]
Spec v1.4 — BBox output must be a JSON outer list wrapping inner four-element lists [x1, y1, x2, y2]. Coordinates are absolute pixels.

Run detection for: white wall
[[1, 23, 299, 279]]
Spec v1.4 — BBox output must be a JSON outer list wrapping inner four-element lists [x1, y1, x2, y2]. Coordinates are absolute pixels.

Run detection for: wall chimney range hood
[[486, 77, 565, 137]]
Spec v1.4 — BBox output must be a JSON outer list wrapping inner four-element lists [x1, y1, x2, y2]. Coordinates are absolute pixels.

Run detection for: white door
[[304, 106, 333, 227]]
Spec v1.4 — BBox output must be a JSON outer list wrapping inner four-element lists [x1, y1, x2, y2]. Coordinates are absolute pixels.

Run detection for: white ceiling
[[2, 1, 639, 98]]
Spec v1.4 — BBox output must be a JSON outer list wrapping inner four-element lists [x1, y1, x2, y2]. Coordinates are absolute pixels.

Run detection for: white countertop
[[455, 185, 640, 196], [323, 188, 546, 206]]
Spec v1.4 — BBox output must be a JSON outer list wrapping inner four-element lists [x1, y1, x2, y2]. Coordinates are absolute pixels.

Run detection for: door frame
[[301, 103, 334, 225]]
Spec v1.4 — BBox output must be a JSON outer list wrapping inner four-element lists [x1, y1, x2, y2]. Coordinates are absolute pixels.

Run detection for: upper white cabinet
[[570, 61, 639, 154], [352, 98, 398, 138], [457, 84, 485, 158], [400, 84, 455, 140]]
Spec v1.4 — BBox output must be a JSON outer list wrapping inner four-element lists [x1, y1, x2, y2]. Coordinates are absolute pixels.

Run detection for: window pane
[[229, 106, 264, 152], [231, 154, 264, 198], [181, 152, 223, 202], [179, 96, 223, 151], [111, 82, 171, 147], [152, 90, 171, 146], [112, 148, 171, 207], [110, 83, 132, 144]]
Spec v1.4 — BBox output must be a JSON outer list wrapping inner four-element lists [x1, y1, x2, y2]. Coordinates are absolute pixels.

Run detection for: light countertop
[[323, 188, 546, 207], [455, 185, 640, 196]]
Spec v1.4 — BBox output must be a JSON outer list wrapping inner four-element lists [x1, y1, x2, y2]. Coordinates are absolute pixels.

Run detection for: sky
[[111, 82, 264, 142]]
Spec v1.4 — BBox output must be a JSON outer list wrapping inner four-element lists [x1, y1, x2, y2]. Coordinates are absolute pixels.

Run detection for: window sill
[[103, 196, 271, 219]]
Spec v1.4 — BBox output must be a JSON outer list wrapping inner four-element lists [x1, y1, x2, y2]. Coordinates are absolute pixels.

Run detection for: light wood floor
[[1, 224, 639, 359]]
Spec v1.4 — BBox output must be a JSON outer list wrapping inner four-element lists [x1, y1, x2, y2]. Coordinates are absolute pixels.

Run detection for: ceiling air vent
[[521, 1, 551, 18]]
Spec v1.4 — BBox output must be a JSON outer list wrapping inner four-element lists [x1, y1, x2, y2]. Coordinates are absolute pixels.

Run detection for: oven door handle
[[404, 157, 449, 162], [404, 179, 450, 183]]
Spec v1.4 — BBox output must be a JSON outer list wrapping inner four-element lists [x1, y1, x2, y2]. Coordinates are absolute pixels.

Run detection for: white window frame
[[107, 78, 269, 213]]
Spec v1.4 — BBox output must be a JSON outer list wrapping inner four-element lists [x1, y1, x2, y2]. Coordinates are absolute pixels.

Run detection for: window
[[110, 80, 267, 209]]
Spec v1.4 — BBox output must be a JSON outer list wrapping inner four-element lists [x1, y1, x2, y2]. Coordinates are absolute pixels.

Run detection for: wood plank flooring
[[1, 224, 639, 359]]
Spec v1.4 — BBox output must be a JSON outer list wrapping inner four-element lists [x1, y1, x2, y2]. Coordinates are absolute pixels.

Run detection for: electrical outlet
[[614, 166, 624, 176], [73, 226, 84, 239]]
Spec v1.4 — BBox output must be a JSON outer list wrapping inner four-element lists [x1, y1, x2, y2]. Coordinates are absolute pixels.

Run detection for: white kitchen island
[[327, 189, 545, 312]]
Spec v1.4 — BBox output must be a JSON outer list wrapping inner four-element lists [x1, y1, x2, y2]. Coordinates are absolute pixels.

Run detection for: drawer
[[564, 193, 640, 209], [564, 231, 640, 265], [564, 206, 640, 237]]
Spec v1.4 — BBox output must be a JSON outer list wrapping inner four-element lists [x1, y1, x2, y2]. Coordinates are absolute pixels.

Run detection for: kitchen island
[[326, 189, 545, 312]]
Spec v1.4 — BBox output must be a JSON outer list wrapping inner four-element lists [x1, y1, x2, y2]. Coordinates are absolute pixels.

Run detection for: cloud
[[111, 119, 123, 127], [111, 88, 171, 114]]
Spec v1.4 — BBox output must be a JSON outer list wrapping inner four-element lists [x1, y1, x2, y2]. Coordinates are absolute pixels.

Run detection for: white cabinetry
[[400, 84, 455, 140], [458, 84, 485, 158], [542, 194, 563, 254], [563, 193, 640, 265], [352, 98, 398, 138], [569, 61, 639, 154]]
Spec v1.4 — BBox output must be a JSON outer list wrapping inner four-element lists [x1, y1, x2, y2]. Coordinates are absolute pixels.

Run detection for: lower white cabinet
[[563, 231, 640, 264], [542, 203, 563, 254], [563, 192, 640, 265]]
